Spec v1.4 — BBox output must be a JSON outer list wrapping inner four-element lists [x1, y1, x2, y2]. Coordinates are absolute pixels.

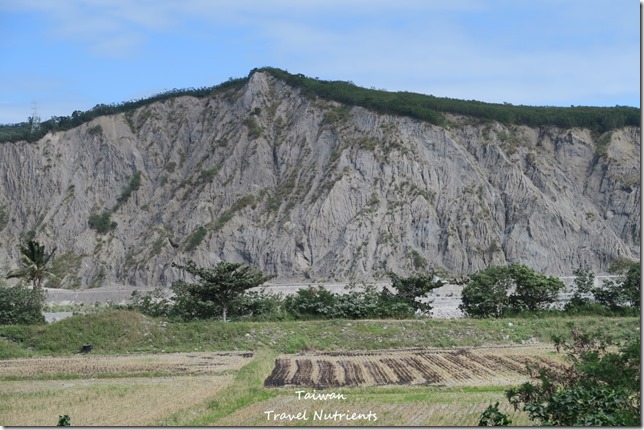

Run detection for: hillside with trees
[[1, 68, 639, 143]]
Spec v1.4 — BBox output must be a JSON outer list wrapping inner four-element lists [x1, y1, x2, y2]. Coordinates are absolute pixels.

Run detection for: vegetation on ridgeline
[[1, 68, 638, 143], [0, 77, 249, 143], [256, 67, 640, 133]]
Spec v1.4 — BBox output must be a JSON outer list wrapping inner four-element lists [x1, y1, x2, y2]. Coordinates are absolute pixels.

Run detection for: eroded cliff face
[[0, 72, 640, 287]]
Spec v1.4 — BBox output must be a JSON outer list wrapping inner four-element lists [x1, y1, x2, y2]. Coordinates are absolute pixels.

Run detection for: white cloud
[[1, 0, 175, 58], [1, 0, 485, 56]]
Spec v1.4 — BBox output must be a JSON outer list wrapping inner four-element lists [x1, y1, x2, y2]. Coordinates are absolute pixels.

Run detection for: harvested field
[[0, 351, 255, 426], [0, 351, 253, 378], [264, 345, 560, 388], [213, 388, 533, 426], [0, 374, 234, 426]]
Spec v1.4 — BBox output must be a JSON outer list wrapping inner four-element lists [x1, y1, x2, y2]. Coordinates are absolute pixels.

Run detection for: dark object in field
[[81, 344, 92, 353]]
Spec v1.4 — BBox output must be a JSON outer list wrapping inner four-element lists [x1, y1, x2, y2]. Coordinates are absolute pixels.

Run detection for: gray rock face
[[0, 72, 640, 288]]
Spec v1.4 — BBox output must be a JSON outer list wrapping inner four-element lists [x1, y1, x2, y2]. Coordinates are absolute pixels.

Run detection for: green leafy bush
[[128, 287, 172, 318], [507, 264, 564, 312], [243, 117, 263, 138], [460, 264, 563, 318], [0, 285, 46, 325], [87, 124, 103, 136], [478, 402, 512, 426], [333, 283, 382, 319], [334, 283, 415, 319], [459, 266, 512, 317], [232, 289, 290, 321], [184, 226, 207, 252], [284, 286, 337, 319], [565, 266, 595, 310], [88, 211, 117, 233], [114, 171, 142, 209], [386, 272, 443, 313], [592, 260, 640, 309], [567, 261, 640, 312], [505, 328, 640, 426], [130, 281, 419, 322], [283, 282, 418, 320]]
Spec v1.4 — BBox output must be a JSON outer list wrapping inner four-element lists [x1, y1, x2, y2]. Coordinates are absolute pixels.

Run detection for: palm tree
[[6, 240, 57, 289]]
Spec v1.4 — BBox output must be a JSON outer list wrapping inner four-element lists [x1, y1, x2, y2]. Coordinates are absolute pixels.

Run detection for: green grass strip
[[157, 349, 280, 426]]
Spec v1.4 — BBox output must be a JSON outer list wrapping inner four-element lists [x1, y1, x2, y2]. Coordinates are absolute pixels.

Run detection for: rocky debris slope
[[0, 72, 639, 288]]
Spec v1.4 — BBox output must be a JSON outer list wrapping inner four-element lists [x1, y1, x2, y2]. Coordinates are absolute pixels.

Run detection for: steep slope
[[0, 71, 639, 287]]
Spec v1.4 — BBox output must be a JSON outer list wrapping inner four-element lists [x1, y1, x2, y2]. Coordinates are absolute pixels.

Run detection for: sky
[[0, 0, 640, 125]]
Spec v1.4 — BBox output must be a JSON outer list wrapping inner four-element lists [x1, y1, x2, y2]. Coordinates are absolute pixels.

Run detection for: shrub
[[283, 283, 417, 320], [375, 294, 416, 318], [505, 328, 640, 426], [232, 289, 290, 321], [243, 117, 263, 138], [592, 260, 640, 309], [114, 171, 142, 209], [460, 264, 563, 318], [387, 272, 443, 314], [129, 284, 290, 322], [128, 287, 172, 318], [565, 266, 595, 310], [184, 226, 207, 252], [57, 415, 71, 426], [478, 402, 512, 426], [88, 211, 116, 233], [409, 250, 427, 270], [0, 285, 46, 325], [507, 264, 563, 312], [335, 283, 389, 319], [284, 286, 337, 319], [88, 124, 103, 136], [459, 266, 512, 317]]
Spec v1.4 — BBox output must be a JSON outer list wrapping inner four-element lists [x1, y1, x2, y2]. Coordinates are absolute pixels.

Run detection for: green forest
[[0, 67, 639, 143]]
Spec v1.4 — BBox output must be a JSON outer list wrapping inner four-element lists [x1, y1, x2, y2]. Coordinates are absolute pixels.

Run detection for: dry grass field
[[0, 351, 253, 378], [0, 351, 254, 426], [213, 387, 534, 426], [1, 313, 637, 426], [0, 345, 556, 426]]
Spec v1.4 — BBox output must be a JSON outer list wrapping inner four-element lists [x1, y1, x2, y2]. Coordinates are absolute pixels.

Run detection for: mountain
[[0, 69, 640, 288]]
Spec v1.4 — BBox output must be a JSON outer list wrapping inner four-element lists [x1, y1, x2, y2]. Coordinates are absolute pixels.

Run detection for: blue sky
[[0, 0, 640, 124]]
